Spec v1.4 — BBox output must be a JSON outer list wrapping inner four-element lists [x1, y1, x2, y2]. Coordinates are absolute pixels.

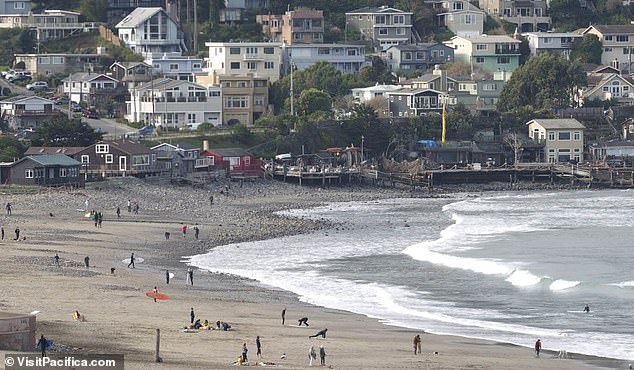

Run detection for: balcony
[[242, 54, 264, 61], [12, 109, 60, 117], [142, 96, 210, 103], [495, 47, 520, 55]]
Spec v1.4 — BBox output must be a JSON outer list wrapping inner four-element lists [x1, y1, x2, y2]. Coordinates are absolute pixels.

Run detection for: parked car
[[26, 81, 49, 91], [71, 104, 83, 112], [55, 97, 70, 105], [82, 109, 99, 119], [7, 74, 31, 83]]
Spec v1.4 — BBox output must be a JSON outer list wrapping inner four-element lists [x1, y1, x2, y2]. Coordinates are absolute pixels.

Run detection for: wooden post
[[155, 328, 161, 362]]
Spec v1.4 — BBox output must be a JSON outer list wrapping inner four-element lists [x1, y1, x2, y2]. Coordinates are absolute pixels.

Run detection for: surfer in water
[[583, 304, 590, 313]]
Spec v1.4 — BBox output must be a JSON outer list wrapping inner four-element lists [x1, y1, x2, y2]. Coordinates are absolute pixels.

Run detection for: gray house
[[150, 142, 199, 177], [9, 155, 82, 187], [0, 0, 30, 14], [345, 6, 414, 50], [386, 88, 444, 118], [383, 43, 454, 72]]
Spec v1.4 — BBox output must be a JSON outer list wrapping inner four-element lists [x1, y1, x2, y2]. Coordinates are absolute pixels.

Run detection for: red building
[[199, 148, 261, 179]]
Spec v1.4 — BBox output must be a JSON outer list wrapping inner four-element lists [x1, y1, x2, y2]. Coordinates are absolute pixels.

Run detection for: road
[[55, 107, 138, 139], [0, 76, 33, 96]]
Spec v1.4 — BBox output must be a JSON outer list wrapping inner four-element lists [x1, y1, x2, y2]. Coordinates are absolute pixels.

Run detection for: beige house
[[257, 8, 324, 44], [216, 74, 269, 127], [527, 118, 585, 163], [583, 24, 634, 74], [205, 42, 283, 83], [13, 53, 100, 76]]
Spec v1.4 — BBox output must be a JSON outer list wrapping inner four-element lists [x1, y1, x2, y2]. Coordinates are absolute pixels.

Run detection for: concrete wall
[[0, 313, 36, 352]]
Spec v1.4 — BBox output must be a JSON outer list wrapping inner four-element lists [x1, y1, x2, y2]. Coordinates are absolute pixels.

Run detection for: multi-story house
[[478, 0, 550, 32], [217, 74, 269, 126], [205, 42, 283, 83], [0, 0, 30, 15], [0, 10, 98, 40], [427, 0, 485, 37], [383, 43, 454, 72], [106, 0, 164, 24], [116, 7, 184, 55], [527, 118, 585, 163], [110, 61, 153, 89], [579, 73, 634, 105], [444, 35, 521, 73], [583, 24, 634, 74], [126, 78, 222, 129], [62, 73, 124, 108], [144, 52, 203, 82], [345, 6, 414, 50], [522, 32, 583, 58], [0, 95, 60, 130], [257, 8, 324, 44], [283, 44, 368, 75], [76, 139, 157, 178], [351, 84, 402, 104], [13, 53, 101, 76], [221, 0, 269, 22], [386, 88, 446, 117]]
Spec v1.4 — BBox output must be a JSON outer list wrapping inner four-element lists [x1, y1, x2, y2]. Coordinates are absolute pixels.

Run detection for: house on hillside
[[0, 95, 60, 130], [522, 32, 583, 58], [143, 52, 203, 82], [205, 42, 283, 83], [382, 43, 454, 72], [444, 35, 521, 73], [14, 53, 101, 77], [282, 44, 368, 75], [24, 147, 84, 158], [427, 0, 485, 37], [126, 78, 222, 129], [386, 88, 445, 117], [150, 142, 200, 177], [62, 73, 124, 107], [116, 7, 185, 55], [345, 6, 415, 50], [110, 61, 153, 89], [76, 139, 157, 178], [527, 118, 585, 163], [106, 0, 165, 25], [9, 154, 82, 187], [257, 8, 324, 44], [583, 24, 634, 74], [200, 147, 261, 179], [215, 74, 269, 127], [0, 10, 98, 40], [0, 0, 30, 15], [580, 73, 634, 105], [478, 0, 550, 32]]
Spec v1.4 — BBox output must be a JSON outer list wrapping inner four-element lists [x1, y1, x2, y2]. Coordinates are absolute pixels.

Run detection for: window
[[396, 28, 405, 36], [293, 32, 302, 40], [263, 47, 274, 54], [188, 113, 196, 123], [210, 90, 221, 96], [34, 168, 43, 178], [246, 47, 258, 54], [379, 28, 388, 35], [543, 37, 551, 44], [132, 155, 150, 166], [453, 2, 464, 10], [247, 62, 257, 70], [96, 144, 109, 153], [169, 64, 179, 70], [70, 168, 78, 177], [81, 155, 89, 164], [394, 15, 405, 24], [52, 57, 64, 64], [476, 44, 487, 50], [60, 168, 67, 177], [464, 14, 473, 24], [603, 86, 610, 92], [404, 52, 412, 60], [229, 47, 240, 54], [318, 48, 331, 55], [558, 131, 571, 140], [375, 15, 386, 24], [254, 80, 266, 87], [617, 35, 629, 42], [230, 62, 240, 69], [548, 131, 555, 141], [39, 57, 50, 64], [497, 56, 510, 64], [25, 168, 33, 178], [105, 154, 113, 164], [254, 95, 264, 106], [605, 36, 613, 41], [224, 96, 249, 108], [264, 61, 274, 69], [193, 63, 201, 69], [475, 57, 485, 63], [573, 131, 581, 141], [14, 2, 24, 9], [483, 83, 497, 91]]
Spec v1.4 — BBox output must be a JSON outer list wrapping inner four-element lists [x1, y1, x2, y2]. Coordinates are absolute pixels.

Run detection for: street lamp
[[361, 135, 364, 163]]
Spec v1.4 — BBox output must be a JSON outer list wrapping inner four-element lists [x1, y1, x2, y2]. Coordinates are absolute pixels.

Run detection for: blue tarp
[[417, 140, 438, 148]]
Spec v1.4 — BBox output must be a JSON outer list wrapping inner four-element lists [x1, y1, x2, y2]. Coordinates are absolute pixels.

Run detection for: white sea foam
[[549, 280, 580, 291], [505, 269, 543, 287], [607, 281, 634, 288]]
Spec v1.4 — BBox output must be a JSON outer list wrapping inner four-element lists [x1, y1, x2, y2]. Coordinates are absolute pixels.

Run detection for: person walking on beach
[[241, 342, 248, 363], [298, 317, 309, 326], [14, 227, 20, 240], [152, 286, 158, 302], [128, 253, 135, 268], [194, 225, 199, 239], [37, 335, 48, 357], [190, 307, 195, 325], [116, 207, 121, 218], [182, 224, 187, 238], [534, 339, 542, 357], [309, 346, 317, 366], [413, 334, 422, 354], [84, 256, 90, 269], [309, 328, 327, 339], [256, 336, 262, 358], [165, 270, 170, 284], [97, 212, 103, 228], [209, 194, 214, 206], [187, 268, 194, 286], [127, 199, 131, 213], [319, 345, 326, 366], [281, 308, 286, 325], [1, 226, 4, 240], [6, 202, 11, 215], [54, 253, 60, 267]]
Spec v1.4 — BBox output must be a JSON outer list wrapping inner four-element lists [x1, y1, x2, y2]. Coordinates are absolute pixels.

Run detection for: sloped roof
[[134, 78, 205, 92], [346, 6, 411, 14], [110, 61, 152, 70], [64, 73, 119, 83], [207, 148, 251, 157], [587, 24, 634, 34], [116, 7, 173, 29], [584, 74, 634, 97], [527, 118, 585, 129], [97, 139, 151, 155], [22, 154, 81, 166], [386, 88, 444, 95], [25, 147, 84, 156], [0, 95, 54, 104]]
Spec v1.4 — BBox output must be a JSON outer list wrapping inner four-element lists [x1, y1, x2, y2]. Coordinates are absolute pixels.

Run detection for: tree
[[570, 34, 603, 64], [497, 53, 586, 112], [32, 118, 103, 147], [295, 88, 332, 116], [0, 137, 25, 162], [504, 132, 524, 165], [230, 124, 253, 145], [79, 0, 107, 22]]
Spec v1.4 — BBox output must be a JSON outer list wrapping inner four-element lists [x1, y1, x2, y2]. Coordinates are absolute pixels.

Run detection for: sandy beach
[[0, 177, 628, 369]]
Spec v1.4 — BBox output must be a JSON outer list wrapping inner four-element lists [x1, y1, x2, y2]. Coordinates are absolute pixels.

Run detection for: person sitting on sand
[[72, 310, 83, 321], [193, 319, 202, 329], [298, 317, 309, 326], [309, 328, 327, 339], [202, 320, 210, 329], [222, 322, 231, 331]]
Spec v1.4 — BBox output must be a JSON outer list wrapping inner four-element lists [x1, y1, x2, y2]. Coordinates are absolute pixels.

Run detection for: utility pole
[[361, 135, 364, 162], [290, 57, 294, 117]]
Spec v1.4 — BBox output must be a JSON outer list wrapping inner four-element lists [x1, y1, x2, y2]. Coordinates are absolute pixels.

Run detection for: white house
[[116, 7, 184, 55], [523, 32, 583, 58], [583, 24, 634, 74], [62, 73, 121, 103], [351, 84, 402, 104], [580, 73, 634, 105], [205, 42, 283, 83], [126, 78, 222, 129], [144, 52, 203, 82], [0, 95, 59, 129], [0, 10, 98, 41], [283, 43, 369, 75]]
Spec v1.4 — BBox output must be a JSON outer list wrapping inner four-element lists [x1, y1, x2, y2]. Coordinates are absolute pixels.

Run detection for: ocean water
[[186, 189, 634, 361]]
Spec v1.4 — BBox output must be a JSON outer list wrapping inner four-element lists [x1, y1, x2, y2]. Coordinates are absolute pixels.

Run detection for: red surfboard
[[146, 292, 170, 300]]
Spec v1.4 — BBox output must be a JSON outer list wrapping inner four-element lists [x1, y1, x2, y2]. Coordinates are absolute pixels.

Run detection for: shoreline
[[0, 178, 629, 369]]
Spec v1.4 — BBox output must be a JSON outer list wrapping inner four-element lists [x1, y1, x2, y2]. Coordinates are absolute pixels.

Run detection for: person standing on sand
[[54, 254, 60, 267], [187, 268, 194, 286], [127, 199, 131, 213], [584, 304, 590, 313], [319, 345, 326, 366], [190, 307, 195, 324], [128, 253, 135, 268], [84, 256, 90, 268], [37, 335, 48, 357], [14, 227, 20, 240], [152, 286, 158, 302], [241, 342, 248, 363], [281, 308, 286, 325], [182, 224, 187, 238], [535, 339, 542, 357], [1, 226, 4, 240], [256, 336, 262, 358], [309, 346, 317, 366], [166, 270, 170, 284], [209, 194, 214, 206], [116, 207, 121, 218], [194, 225, 199, 239], [6, 202, 11, 215], [413, 334, 422, 354]]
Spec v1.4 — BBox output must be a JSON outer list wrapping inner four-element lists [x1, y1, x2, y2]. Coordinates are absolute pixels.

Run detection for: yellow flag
[[441, 102, 447, 145]]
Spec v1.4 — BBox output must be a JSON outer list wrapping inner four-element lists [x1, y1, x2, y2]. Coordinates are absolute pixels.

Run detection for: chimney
[[203, 140, 209, 151]]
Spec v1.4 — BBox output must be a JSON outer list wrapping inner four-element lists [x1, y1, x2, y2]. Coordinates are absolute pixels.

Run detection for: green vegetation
[[570, 34, 603, 64], [0, 137, 26, 162], [31, 118, 103, 147], [0, 29, 35, 67]]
